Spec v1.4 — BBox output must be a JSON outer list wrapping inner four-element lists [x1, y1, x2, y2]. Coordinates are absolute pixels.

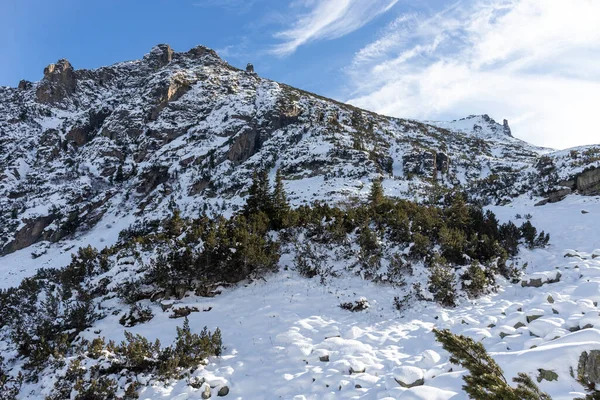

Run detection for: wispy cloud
[[271, 0, 399, 56], [346, 0, 600, 149]]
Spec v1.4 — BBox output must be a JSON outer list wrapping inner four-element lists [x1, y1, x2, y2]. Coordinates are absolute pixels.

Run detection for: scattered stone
[[202, 384, 212, 399], [547, 295, 555, 304], [514, 322, 526, 329], [526, 314, 543, 323], [319, 355, 330, 362], [217, 386, 229, 397], [521, 272, 561, 287], [582, 209, 590, 214], [349, 366, 366, 374]]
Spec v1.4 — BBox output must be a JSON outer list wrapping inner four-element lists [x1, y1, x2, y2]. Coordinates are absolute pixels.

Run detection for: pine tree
[[433, 329, 552, 400], [245, 170, 261, 215], [368, 178, 385, 207], [271, 169, 290, 229], [244, 169, 272, 216]]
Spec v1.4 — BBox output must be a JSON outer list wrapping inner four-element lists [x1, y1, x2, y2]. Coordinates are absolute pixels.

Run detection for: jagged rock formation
[[36, 59, 77, 105], [0, 44, 599, 255]]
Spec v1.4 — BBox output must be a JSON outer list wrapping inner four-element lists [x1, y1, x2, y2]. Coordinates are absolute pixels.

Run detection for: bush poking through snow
[[340, 298, 370, 312], [428, 258, 457, 307], [433, 328, 552, 400], [46, 318, 223, 399]]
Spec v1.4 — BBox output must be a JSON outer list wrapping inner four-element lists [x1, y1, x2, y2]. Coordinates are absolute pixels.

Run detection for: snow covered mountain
[[2, 44, 600, 400], [2, 43, 599, 260]]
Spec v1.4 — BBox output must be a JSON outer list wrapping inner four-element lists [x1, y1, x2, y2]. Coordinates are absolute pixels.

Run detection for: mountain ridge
[[0, 43, 599, 259]]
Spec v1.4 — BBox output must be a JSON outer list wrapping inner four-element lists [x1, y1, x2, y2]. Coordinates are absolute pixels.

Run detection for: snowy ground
[[3, 194, 600, 399]]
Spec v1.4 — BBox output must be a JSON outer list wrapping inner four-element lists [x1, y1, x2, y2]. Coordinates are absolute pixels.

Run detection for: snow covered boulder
[[394, 366, 425, 388], [521, 271, 561, 288]]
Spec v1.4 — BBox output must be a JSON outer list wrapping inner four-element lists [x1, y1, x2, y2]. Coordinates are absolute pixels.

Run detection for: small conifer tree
[[271, 169, 290, 229], [433, 329, 552, 400], [368, 178, 385, 207]]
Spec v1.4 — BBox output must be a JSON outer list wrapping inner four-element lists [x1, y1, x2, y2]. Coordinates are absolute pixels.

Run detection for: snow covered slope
[[3, 194, 600, 399], [2, 43, 599, 267]]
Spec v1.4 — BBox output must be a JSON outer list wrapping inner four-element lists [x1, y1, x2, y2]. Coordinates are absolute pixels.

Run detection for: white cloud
[[271, 0, 399, 56], [346, 0, 600, 149]]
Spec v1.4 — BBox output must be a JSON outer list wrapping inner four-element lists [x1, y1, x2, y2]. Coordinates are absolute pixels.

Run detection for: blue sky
[[2, 0, 599, 149]]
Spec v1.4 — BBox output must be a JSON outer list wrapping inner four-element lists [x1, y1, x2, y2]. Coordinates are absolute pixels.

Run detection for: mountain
[[2, 43, 599, 261], [1, 44, 600, 399]]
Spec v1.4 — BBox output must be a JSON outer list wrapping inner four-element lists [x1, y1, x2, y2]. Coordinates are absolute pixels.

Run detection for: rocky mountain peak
[[144, 44, 174, 69], [36, 58, 77, 105]]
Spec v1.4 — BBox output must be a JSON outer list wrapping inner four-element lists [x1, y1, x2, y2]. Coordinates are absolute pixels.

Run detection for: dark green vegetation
[[434, 329, 552, 400], [46, 318, 222, 400], [0, 173, 549, 398]]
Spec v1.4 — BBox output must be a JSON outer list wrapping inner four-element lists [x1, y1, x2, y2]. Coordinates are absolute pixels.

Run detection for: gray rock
[[535, 188, 571, 206], [145, 44, 173, 69], [217, 386, 229, 397], [527, 314, 543, 323], [18, 80, 32, 90], [395, 377, 424, 388], [503, 119, 512, 137], [577, 168, 600, 195], [578, 350, 600, 385]]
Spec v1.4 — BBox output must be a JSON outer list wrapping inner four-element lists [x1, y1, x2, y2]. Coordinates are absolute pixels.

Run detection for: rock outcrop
[[36, 59, 77, 105], [503, 119, 512, 137], [578, 350, 600, 385], [577, 168, 600, 195], [145, 44, 173, 70]]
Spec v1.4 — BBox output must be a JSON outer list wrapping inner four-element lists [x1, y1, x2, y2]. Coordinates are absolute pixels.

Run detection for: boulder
[[578, 350, 600, 385], [394, 366, 425, 388], [202, 384, 212, 399], [534, 188, 571, 206], [36, 59, 77, 105], [577, 168, 600, 195], [217, 386, 229, 397]]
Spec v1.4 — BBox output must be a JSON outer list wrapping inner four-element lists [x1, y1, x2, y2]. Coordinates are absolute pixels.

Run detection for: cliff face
[[0, 44, 599, 255]]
